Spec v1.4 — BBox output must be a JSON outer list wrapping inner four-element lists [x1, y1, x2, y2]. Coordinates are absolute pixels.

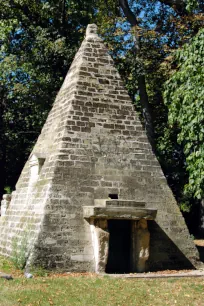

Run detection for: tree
[[95, 0, 203, 147], [118, 0, 155, 147], [95, 1, 203, 232], [162, 29, 204, 212], [0, 0, 95, 196]]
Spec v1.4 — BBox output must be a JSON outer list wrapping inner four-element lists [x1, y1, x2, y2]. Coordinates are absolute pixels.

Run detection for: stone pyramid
[[0, 24, 200, 273]]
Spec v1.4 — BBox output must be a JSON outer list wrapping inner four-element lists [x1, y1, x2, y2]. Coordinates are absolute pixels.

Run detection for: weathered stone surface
[[83, 206, 157, 220], [0, 24, 200, 272], [90, 219, 109, 273], [132, 219, 150, 273]]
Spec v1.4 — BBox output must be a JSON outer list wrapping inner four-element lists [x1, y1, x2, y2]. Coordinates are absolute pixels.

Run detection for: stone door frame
[[84, 199, 157, 273]]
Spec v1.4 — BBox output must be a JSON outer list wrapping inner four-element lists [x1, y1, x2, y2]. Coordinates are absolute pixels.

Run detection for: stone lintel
[[83, 206, 157, 220], [94, 199, 146, 208]]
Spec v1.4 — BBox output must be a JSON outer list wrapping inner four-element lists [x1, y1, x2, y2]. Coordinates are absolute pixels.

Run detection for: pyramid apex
[[85, 24, 101, 41], [86, 24, 98, 35]]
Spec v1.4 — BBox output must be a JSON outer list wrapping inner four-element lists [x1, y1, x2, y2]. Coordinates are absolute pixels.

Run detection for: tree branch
[[118, 0, 138, 26], [118, 0, 155, 149]]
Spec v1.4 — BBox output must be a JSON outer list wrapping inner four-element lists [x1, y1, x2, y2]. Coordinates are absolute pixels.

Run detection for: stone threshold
[[101, 270, 204, 279]]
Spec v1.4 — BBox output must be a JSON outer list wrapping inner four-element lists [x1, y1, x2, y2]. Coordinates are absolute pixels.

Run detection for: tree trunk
[[0, 156, 5, 200], [138, 75, 155, 147], [0, 100, 6, 200], [118, 0, 155, 149], [200, 200, 204, 235]]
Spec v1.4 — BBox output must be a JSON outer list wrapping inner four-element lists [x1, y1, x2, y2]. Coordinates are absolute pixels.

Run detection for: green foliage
[[163, 29, 204, 201], [0, 255, 13, 273], [3, 186, 12, 194], [0, 0, 95, 195], [10, 223, 35, 270], [30, 265, 50, 277], [11, 234, 28, 270], [186, 0, 199, 12]]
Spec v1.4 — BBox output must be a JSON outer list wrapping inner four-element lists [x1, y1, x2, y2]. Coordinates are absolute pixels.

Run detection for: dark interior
[[109, 194, 118, 199], [106, 219, 131, 273]]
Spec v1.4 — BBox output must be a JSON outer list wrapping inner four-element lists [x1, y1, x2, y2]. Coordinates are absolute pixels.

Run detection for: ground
[[0, 240, 204, 306], [1, 271, 204, 306]]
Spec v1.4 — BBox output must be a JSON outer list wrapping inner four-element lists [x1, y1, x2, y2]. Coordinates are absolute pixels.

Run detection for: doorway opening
[[105, 219, 131, 273], [109, 194, 118, 199]]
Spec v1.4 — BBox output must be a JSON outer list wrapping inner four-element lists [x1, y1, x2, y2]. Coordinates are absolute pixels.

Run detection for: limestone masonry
[[0, 24, 200, 273]]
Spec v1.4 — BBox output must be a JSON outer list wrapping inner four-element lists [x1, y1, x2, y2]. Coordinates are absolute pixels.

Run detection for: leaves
[[0, 0, 95, 194], [163, 29, 204, 200]]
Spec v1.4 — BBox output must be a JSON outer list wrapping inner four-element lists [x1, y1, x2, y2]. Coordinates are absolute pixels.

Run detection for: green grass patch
[[0, 255, 204, 306], [0, 254, 17, 274], [0, 275, 204, 306]]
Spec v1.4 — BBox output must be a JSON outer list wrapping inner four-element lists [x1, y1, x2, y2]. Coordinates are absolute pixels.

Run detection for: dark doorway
[[106, 219, 131, 273], [109, 194, 118, 199]]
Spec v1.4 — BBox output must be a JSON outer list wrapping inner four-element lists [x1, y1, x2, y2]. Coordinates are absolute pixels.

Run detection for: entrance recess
[[83, 199, 157, 273], [106, 219, 131, 273]]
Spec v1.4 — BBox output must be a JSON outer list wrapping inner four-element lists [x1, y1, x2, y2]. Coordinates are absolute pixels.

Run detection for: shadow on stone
[[148, 221, 195, 271]]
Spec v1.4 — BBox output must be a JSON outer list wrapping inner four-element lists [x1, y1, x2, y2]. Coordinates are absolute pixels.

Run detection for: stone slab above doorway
[[83, 199, 157, 220]]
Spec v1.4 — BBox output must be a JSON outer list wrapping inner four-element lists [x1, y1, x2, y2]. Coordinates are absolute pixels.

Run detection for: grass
[[0, 256, 204, 306]]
